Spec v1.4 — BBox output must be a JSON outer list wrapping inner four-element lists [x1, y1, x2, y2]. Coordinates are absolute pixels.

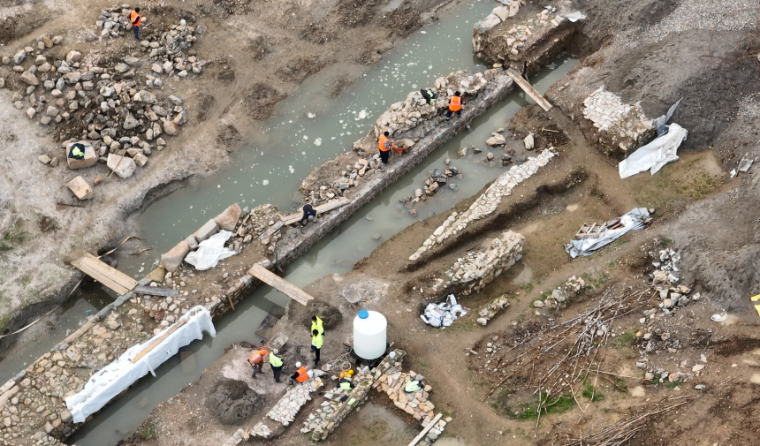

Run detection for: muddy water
[[55, 2, 578, 445]]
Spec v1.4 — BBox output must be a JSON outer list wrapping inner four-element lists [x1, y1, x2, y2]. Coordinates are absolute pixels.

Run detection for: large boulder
[[106, 153, 137, 179], [160, 240, 190, 272], [66, 142, 98, 170], [214, 203, 242, 230], [67, 176, 93, 200]]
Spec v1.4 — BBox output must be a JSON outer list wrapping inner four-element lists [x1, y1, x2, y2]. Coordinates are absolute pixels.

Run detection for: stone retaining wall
[[431, 230, 525, 296], [580, 88, 656, 158]]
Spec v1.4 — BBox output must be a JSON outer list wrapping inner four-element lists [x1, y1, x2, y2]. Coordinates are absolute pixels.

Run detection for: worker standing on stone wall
[[130, 7, 142, 40], [269, 348, 284, 383], [378, 131, 391, 164], [446, 91, 462, 121], [247, 344, 268, 379], [311, 329, 323, 366]]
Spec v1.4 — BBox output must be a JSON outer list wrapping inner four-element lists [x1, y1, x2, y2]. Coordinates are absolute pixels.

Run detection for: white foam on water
[[303, 135, 309, 140], [307, 113, 315, 118], [262, 180, 269, 186], [358, 110, 367, 119], [314, 138, 322, 146]]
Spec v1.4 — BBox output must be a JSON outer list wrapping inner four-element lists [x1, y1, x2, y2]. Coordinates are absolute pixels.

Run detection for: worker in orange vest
[[247, 345, 268, 379], [378, 131, 391, 164], [130, 7, 143, 40], [446, 91, 462, 121], [288, 362, 309, 385]]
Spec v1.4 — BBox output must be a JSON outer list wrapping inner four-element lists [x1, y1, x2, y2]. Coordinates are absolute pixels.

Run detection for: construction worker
[[68, 143, 85, 160], [420, 88, 437, 104], [130, 8, 142, 40], [247, 345, 268, 379], [404, 374, 424, 393], [446, 91, 462, 121], [300, 204, 317, 227], [311, 329, 323, 365], [311, 315, 324, 335], [288, 362, 309, 385], [338, 377, 354, 391], [269, 348, 284, 383], [378, 131, 391, 164]]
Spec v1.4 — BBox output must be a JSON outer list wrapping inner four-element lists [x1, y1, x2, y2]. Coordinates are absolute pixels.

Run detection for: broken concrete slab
[[66, 142, 98, 170], [106, 154, 137, 179], [67, 176, 93, 200], [194, 219, 219, 242], [160, 240, 191, 272], [214, 203, 242, 231]]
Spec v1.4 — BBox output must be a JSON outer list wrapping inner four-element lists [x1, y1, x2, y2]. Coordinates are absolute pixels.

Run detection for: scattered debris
[[421, 295, 468, 328], [476, 294, 510, 326], [738, 158, 754, 173]]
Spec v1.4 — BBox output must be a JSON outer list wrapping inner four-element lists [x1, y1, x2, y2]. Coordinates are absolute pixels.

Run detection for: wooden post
[[408, 413, 443, 446]]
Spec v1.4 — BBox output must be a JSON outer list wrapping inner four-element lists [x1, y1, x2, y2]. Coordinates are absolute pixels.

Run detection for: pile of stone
[[648, 248, 699, 313], [531, 275, 586, 310], [582, 88, 656, 157], [301, 368, 374, 440], [374, 71, 489, 137], [94, 6, 137, 38], [140, 23, 206, 81], [136, 292, 194, 334], [266, 378, 322, 426], [300, 154, 386, 205], [409, 149, 555, 262], [476, 294, 510, 326], [404, 164, 461, 212], [432, 231, 525, 296]]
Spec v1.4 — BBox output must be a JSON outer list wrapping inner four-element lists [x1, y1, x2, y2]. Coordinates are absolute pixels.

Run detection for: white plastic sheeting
[[185, 230, 237, 270], [65, 306, 216, 423], [566, 208, 650, 258], [421, 295, 468, 327], [618, 124, 688, 179]]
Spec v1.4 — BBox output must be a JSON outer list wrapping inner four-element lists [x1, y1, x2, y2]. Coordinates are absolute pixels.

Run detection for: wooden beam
[[259, 221, 284, 240], [248, 264, 315, 306], [506, 68, 553, 112], [280, 198, 350, 226], [70, 252, 138, 296], [131, 319, 187, 363], [133, 285, 179, 298], [408, 413, 443, 446]]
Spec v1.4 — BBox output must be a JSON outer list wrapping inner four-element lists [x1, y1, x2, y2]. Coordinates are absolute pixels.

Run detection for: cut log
[[248, 264, 315, 306], [506, 68, 553, 112], [280, 198, 350, 226]]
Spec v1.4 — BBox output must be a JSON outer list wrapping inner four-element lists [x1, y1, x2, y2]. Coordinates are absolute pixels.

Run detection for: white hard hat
[[308, 215, 314, 221], [296, 362, 302, 367], [272, 349, 279, 354]]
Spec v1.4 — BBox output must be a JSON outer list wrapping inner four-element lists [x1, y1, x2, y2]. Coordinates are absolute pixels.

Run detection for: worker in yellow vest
[[269, 348, 284, 383], [311, 315, 324, 335], [311, 329, 323, 365]]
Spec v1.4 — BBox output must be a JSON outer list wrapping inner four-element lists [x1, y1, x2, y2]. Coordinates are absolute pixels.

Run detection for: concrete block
[[67, 176, 93, 200], [65, 142, 97, 170], [194, 219, 219, 242], [161, 240, 190, 272], [106, 153, 137, 179], [214, 203, 242, 231]]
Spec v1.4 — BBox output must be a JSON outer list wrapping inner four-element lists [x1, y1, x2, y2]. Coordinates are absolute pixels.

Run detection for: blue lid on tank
[[358, 310, 369, 319]]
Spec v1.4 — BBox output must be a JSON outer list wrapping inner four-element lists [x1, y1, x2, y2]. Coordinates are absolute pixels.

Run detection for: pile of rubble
[[402, 163, 461, 214], [421, 294, 468, 328], [432, 231, 525, 296], [582, 88, 656, 157], [140, 24, 206, 81], [532, 275, 586, 310], [374, 71, 489, 137], [300, 154, 387, 205], [648, 248, 700, 313], [409, 149, 555, 262], [476, 294, 510, 326], [94, 6, 137, 38]]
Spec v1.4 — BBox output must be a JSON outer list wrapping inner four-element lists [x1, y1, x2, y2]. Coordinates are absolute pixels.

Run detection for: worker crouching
[[289, 362, 309, 385]]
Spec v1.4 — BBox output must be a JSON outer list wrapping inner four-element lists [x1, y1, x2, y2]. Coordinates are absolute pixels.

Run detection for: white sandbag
[[184, 230, 237, 270]]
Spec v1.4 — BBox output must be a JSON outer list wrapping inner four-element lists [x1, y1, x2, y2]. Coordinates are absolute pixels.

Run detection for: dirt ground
[[0, 0, 457, 346]]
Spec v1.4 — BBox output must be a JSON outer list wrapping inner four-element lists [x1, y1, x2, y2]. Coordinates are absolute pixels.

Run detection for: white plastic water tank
[[353, 310, 387, 361]]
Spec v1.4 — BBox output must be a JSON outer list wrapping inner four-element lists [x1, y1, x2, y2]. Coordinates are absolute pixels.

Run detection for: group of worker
[[378, 89, 463, 164], [247, 315, 325, 384]]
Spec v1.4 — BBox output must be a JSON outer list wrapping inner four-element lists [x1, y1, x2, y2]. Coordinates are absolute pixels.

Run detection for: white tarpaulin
[[185, 230, 237, 270], [566, 208, 650, 258], [618, 124, 688, 179], [65, 306, 216, 423]]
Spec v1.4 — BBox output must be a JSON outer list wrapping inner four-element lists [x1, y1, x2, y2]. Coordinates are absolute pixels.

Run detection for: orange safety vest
[[449, 95, 462, 112], [248, 348, 268, 365], [378, 135, 390, 151], [131, 11, 142, 27], [295, 366, 308, 383]]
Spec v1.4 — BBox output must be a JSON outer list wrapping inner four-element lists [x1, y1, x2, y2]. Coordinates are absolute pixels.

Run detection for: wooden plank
[[248, 264, 315, 306], [133, 285, 179, 298], [70, 253, 138, 296], [259, 221, 284, 240], [506, 68, 553, 112], [280, 198, 350, 226], [130, 318, 187, 363], [408, 413, 443, 446]]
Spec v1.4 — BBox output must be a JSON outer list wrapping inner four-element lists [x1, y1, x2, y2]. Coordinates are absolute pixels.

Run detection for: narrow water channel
[[5, 1, 577, 444]]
